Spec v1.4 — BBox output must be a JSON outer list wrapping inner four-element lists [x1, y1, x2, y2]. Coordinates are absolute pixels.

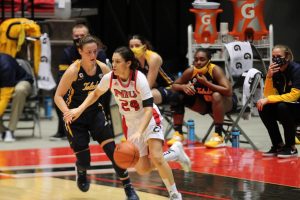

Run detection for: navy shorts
[[65, 108, 114, 150]]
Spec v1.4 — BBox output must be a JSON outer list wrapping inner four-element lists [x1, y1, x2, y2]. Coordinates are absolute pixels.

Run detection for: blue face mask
[[272, 56, 286, 66]]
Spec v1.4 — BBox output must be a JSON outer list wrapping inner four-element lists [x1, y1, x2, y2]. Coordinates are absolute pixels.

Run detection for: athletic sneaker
[[4, 130, 16, 142], [204, 133, 225, 148], [124, 184, 139, 200], [262, 146, 282, 157], [75, 166, 90, 192], [167, 131, 184, 146], [277, 147, 298, 158], [170, 142, 191, 172], [169, 192, 182, 200], [296, 137, 300, 145]]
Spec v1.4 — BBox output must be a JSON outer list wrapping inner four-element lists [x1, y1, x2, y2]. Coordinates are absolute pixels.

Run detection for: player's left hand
[[196, 74, 207, 84], [256, 98, 268, 111], [128, 132, 141, 144]]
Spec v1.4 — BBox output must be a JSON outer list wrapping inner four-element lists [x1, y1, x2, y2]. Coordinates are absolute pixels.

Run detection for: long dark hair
[[114, 46, 140, 70]]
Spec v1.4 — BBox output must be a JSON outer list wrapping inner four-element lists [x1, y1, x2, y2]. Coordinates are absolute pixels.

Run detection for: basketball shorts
[[123, 110, 164, 157]]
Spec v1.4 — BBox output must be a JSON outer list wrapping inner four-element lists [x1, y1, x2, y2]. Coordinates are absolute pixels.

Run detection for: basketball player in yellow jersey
[[129, 35, 188, 146], [171, 48, 235, 148]]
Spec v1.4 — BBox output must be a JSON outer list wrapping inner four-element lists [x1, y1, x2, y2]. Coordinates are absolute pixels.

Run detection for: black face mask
[[73, 38, 80, 47], [272, 56, 287, 66]]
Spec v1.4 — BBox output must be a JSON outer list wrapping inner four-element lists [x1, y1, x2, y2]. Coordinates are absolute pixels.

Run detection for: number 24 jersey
[[99, 70, 154, 119]]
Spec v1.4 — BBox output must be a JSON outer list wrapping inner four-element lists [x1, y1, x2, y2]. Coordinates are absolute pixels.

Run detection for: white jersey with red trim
[[99, 70, 162, 120], [99, 70, 164, 156]]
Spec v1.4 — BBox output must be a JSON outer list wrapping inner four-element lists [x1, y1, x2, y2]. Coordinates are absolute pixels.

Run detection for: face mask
[[73, 38, 80, 47], [272, 56, 286, 66], [131, 45, 145, 58]]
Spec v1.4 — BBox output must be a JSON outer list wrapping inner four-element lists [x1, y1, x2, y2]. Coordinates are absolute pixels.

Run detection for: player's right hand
[[183, 82, 196, 95]]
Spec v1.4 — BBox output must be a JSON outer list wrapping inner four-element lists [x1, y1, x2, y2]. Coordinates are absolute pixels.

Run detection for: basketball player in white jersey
[[64, 46, 191, 200]]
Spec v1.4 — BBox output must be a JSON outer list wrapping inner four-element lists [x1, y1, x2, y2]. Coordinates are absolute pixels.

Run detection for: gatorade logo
[[241, 3, 255, 19], [201, 15, 211, 25]]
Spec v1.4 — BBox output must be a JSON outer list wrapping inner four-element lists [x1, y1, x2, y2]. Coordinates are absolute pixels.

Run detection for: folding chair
[[202, 42, 267, 150], [159, 105, 177, 138]]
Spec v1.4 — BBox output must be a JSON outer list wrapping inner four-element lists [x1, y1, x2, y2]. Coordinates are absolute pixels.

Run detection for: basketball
[[113, 141, 140, 169]]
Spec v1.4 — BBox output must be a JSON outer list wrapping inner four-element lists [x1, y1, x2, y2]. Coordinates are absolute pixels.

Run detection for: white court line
[[48, 152, 106, 159], [8, 168, 137, 178], [0, 161, 112, 171]]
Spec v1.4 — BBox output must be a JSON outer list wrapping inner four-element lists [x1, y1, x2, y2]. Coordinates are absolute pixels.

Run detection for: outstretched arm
[[54, 62, 78, 116], [65, 84, 107, 123]]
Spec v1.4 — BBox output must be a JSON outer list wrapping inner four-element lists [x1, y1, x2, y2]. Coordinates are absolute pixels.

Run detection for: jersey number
[[120, 99, 140, 111]]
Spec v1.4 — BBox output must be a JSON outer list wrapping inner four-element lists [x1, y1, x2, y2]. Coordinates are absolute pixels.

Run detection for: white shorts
[[124, 111, 164, 157]]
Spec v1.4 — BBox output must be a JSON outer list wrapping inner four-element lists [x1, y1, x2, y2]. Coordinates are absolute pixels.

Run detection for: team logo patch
[[79, 73, 84, 79], [99, 73, 103, 79], [153, 125, 161, 133]]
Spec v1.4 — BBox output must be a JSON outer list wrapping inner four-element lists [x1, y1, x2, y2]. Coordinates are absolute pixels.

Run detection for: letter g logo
[[201, 15, 211, 25], [241, 3, 255, 19]]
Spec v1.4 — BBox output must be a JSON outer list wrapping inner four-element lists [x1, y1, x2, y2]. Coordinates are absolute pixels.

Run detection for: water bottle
[[187, 119, 195, 145], [231, 127, 240, 148], [177, 71, 182, 78], [44, 96, 53, 119]]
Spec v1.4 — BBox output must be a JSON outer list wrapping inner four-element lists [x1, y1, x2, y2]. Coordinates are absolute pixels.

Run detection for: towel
[[242, 68, 264, 119], [37, 33, 56, 90], [225, 41, 253, 76]]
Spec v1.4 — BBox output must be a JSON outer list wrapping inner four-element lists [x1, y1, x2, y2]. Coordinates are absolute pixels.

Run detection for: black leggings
[[258, 102, 300, 147]]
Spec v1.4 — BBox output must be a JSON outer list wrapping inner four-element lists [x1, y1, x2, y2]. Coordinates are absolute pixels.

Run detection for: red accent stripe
[[134, 70, 140, 94], [122, 116, 128, 139], [152, 108, 161, 126], [117, 70, 133, 88]]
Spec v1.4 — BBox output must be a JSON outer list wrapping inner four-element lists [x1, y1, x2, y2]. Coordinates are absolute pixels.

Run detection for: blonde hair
[[273, 44, 294, 61]]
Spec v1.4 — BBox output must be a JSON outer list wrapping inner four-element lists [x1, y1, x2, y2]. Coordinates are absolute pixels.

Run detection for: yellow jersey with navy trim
[[191, 62, 217, 102], [65, 61, 104, 112], [139, 50, 174, 87]]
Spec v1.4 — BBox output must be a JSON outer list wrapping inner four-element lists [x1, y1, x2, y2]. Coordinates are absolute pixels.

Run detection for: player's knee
[[136, 165, 152, 175], [150, 153, 165, 167], [211, 92, 222, 103]]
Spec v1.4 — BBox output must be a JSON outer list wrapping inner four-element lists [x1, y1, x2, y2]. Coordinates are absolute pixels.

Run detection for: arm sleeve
[[0, 87, 14, 116], [142, 97, 154, 107], [136, 71, 153, 101], [267, 88, 300, 103], [264, 77, 278, 97]]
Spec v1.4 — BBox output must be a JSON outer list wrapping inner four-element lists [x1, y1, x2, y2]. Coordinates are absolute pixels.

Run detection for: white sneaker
[[170, 141, 191, 172], [4, 130, 16, 142], [170, 192, 182, 200]]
